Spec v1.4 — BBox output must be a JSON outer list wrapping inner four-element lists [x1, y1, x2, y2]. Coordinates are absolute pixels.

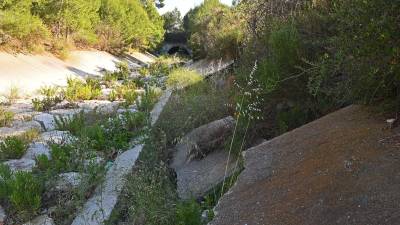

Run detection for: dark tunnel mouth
[[167, 46, 190, 56]]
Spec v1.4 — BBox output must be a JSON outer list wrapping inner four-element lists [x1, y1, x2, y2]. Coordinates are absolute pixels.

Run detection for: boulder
[[49, 108, 81, 118], [53, 172, 84, 192], [23, 215, 54, 225], [40, 130, 75, 145], [3, 158, 36, 172], [23, 142, 51, 160], [77, 100, 120, 114], [0, 205, 6, 224], [34, 113, 56, 131], [0, 120, 42, 139], [210, 106, 400, 225], [176, 150, 236, 200], [171, 116, 235, 170]]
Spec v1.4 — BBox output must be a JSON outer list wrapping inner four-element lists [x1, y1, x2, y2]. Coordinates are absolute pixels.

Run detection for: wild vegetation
[[0, 0, 165, 54]]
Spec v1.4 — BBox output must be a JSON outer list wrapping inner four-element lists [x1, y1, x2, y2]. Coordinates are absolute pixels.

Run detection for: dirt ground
[[210, 105, 400, 225]]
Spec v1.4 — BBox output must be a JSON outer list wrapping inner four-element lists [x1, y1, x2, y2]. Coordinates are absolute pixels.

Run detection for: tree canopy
[[0, 0, 165, 53]]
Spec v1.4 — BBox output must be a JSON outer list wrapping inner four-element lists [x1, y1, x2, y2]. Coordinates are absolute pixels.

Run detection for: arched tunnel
[[160, 32, 192, 57]]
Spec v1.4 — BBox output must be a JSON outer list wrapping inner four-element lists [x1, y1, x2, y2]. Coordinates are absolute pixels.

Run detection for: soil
[[210, 105, 400, 225]]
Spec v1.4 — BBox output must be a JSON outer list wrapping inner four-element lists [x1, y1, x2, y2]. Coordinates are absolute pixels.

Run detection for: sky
[[158, 0, 233, 16]]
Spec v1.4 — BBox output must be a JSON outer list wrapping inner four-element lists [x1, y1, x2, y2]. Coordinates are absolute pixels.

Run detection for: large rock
[[0, 205, 6, 223], [0, 120, 42, 139], [171, 116, 235, 170], [53, 172, 84, 192], [210, 105, 400, 225], [33, 113, 56, 131], [77, 100, 120, 114], [176, 150, 236, 200], [23, 142, 51, 160], [40, 130, 74, 145], [23, 215, 54, 225], [3, 158, 36, 172]]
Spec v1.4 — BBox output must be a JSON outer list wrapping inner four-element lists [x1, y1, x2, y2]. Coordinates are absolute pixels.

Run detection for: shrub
[[36, 154, 51, 171], [32, 86, 63, 111], [0, 107, 14, 127], [115, 61, 130, 80], [9, 171, 42, 213], [176, 200, 203, 225], [54, 111, 85, 136], [65, 78, 101, 101], [50, 144, 75, 173], [167, 68, 203, 90], [138, 86, 162, 112], [0, 136, 28, 160], [4, 86, 20, 105], [0, 164, 12, 199]]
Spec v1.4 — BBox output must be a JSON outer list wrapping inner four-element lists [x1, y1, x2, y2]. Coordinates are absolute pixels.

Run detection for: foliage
[[175, 200, 203, 225], [0, 106, 14, 127], [158, 78, 231, 146], [0, 166, 42, 218], [0, 136, 28, 160], [107, 128, 176, 225], [184, 0, 245, 59], [167, 68, 203, 90], [32, 86, 63, 111], [163, 8, 183, 32], [9, 171, 42, 214], [65, 78, 101, 101], [55, 111, 85, 135], [137, 86, 162, 113], [1, 0, 165, 53]]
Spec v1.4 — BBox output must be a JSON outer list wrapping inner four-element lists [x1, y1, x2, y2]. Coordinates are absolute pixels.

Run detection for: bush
[[115, 61, 130, 80], [138, 86, 162, 113], [32, 86, 63, 111], [167, 68, 203, 90], [0, 164, 12, 199], [65, 78, 101, 101], [9, 171, 42, 214], [55, 111, 85, 136], [0, 107, 14, 127], [176, 200, 203, 225], [0, 136, 28, 160]]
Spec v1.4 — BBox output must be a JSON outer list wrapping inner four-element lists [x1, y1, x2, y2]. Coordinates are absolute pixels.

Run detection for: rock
[[101, 88, 113, 98], [40, 130, 74, 145], [49, 108, 81, 118], [0, 120, 42, 139], [23, 215, 54, 225], [7, 100, 34, 114], [71, 145, 144, 225], [117, 107, 137, 114], [54, 172, 84, 192], [150, 90, 172, 126], [3, 158, 36, 172], [176, 150, 236, 200], [13, 111, 40, 122], [34, 113, 56, 131], [23, 142, 51, 160], [210, 106, 400, 225], [52, 100, 73, 110], [77, 100, 120, 114], [171, 116, 235, 170], [0, 205, 6, 223]]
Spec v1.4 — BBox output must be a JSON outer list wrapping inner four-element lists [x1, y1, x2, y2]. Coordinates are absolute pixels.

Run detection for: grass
[[158, 79, 232, 146], [167, 68, 203, 90], [0, 106, 14, 127], [107, 128, 177, 225], [65, 78, 101, 102], [32, 86, 63, 111]]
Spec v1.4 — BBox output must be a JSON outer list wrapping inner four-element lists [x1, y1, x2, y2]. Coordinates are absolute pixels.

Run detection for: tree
[[163, 8, 183, 32]]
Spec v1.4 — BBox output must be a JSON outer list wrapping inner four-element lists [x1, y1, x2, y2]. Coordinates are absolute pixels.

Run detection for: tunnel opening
[[167, 46, 190, 56]]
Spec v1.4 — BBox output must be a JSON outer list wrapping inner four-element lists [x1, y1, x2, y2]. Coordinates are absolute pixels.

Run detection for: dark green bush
[[9, 171, 42, 213], [55, 111, 85, 136], [0, 136, 28, 160], [176, 200, 203, 225]]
